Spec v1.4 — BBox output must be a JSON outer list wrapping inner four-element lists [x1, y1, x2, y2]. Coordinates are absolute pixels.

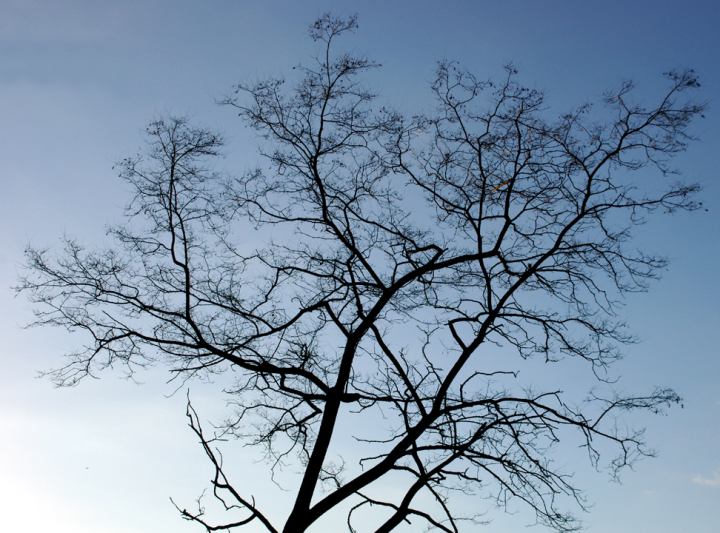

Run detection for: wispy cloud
[[693, 470, 720, 487]]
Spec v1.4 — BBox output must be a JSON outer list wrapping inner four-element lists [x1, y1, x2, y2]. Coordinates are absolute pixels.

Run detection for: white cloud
[[693, 470, 720, 487]]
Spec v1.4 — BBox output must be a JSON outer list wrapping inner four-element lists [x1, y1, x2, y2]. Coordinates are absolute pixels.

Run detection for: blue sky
[[1, 1, 719, 531]]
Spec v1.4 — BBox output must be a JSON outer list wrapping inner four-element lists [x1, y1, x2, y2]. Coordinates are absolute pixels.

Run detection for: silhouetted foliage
[[19, 13, 705, 533]]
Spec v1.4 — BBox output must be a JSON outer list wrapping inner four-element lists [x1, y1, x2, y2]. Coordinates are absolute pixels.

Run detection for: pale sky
[[1, 1, 719, 532]]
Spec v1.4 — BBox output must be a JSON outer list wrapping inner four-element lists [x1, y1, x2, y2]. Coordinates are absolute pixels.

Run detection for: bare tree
[[18, 14, 705, 533]]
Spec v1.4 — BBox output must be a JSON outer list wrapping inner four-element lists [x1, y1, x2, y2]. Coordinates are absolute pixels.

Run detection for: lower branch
[[174, 394, 279, 533]]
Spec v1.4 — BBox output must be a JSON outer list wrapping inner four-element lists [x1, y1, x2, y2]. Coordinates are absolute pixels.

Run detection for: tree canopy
[[18, 13, 705, 533]]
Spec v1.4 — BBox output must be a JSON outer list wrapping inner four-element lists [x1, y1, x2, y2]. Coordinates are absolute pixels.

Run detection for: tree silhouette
[[19, 13, 705, 533]]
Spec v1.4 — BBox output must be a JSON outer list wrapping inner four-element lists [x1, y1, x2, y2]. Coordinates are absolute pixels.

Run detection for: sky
[[1, 1, 719, 531]]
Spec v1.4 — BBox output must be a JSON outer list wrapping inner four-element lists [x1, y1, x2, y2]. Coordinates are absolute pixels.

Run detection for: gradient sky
[[1, 1, 719, 532]]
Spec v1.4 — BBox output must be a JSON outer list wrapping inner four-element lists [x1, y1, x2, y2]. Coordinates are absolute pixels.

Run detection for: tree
[[18, 13, 705, 533]]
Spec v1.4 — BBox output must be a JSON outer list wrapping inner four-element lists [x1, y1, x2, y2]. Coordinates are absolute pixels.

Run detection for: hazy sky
[[1, 1, 719, 532]]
